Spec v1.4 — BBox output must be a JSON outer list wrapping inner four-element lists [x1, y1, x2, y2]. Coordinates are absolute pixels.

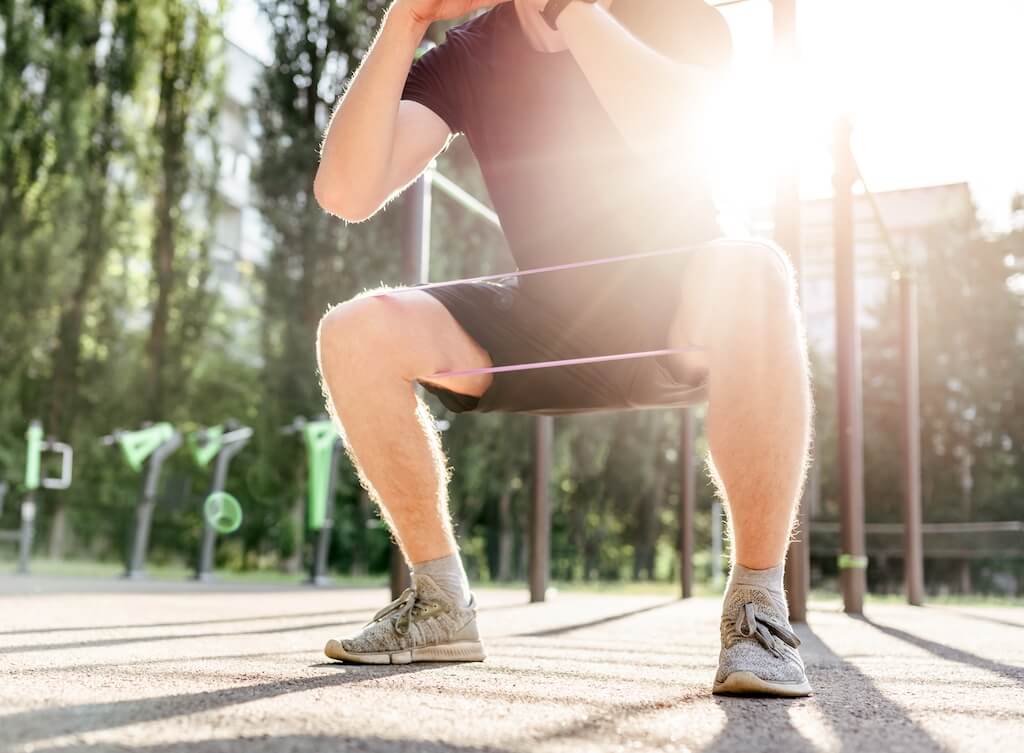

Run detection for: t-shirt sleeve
[[401, 33, 471, 135]]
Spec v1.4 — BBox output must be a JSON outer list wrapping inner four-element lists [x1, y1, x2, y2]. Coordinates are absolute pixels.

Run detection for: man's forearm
[[315, 1, 428, 209], [557, 2, 704, 154]]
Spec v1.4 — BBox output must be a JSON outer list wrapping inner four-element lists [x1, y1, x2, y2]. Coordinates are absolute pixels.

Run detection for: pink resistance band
[[371, 241, 720, 380], [430, 347, 701, 380], [377, 239, 725, 296]]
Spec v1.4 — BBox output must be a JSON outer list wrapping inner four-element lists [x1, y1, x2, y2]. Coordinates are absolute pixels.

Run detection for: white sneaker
[[713, 584, 812, 697], [325, 574, 486, 665]]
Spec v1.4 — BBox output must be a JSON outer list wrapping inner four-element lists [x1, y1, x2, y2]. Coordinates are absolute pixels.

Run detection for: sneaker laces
[[728, 602, 801, 658], [369, 586, 443, 637]]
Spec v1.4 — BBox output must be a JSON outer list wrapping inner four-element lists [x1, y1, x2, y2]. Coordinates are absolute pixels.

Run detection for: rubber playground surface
[[1, 575, 1021, 753]]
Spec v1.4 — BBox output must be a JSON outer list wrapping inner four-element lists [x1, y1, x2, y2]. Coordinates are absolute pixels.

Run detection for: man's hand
[[396, 0, 510, 27]]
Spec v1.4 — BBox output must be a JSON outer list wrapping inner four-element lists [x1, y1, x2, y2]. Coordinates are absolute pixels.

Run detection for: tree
[[145, 0, 224, 418], [45, 1, 145, 557]]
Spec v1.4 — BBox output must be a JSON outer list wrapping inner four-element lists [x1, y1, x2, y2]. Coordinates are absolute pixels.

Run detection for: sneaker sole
[[712, 671, 813, 697], [324, 639, 487, 665]]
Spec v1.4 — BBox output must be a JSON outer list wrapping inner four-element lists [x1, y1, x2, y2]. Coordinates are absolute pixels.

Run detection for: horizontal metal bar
[[810, 545, 1024, 560], [0, 530, 21, 542], [811, 521, 1024, 535], [429, 170, 501, 228]]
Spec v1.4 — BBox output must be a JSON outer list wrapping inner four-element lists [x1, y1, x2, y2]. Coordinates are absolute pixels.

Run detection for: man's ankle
[[411, 552, 472, 608], [726, 561, 788, 619]]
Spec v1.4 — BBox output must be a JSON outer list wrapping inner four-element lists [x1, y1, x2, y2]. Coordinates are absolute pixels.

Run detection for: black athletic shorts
[[418, 250, 709, 416]]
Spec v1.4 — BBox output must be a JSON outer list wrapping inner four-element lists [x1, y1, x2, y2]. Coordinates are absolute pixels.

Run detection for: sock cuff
[[730, 562, 785, 586], [411, 553, 462, 569]]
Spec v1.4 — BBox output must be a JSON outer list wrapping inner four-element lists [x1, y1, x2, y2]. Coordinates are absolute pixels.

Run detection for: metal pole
[[679, 408, 697, 599], [391, 174, 433, 598], [899, 274, 925, 605], [126, 431, 181, 580], [529, 416, 553, 602], [401, 173, 432, 286], [196, 449, 232, 582], [196, 433, 250, 582], [833, 117, 867, 614], [772, 0, 810, 624], [311, 439, 342, 586], [18, 493, 35, 574], [430, 169, 500, 228]]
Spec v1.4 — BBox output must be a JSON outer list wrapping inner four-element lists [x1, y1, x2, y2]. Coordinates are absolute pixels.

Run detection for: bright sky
[[227, 0, 1023, 232]]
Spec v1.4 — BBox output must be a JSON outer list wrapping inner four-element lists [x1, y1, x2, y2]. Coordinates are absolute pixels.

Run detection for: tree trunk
[[47, 176, 110, 558], [283, 492, 305, 575], [497, 485, 513, 582], [146, 3, 194, 419], [48, 505, 67, 560], [147, 174, 176, 417], [46, 26, 122, 558]]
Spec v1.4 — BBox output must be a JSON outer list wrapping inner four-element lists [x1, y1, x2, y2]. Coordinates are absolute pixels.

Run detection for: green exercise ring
[[204, 491, 243, 535]]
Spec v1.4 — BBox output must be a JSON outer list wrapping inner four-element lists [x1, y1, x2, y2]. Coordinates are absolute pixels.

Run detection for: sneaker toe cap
[[718, 644, 806, 684]]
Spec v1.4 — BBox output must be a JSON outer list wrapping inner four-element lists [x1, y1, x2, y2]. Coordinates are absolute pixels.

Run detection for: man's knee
[[716, 240, 794, 295], [678, 240, 802, 352], [694, 241, 798, 319], [317, 289, 402, 373]]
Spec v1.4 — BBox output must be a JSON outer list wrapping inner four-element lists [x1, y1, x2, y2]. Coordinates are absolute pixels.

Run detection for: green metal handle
[[304, 420, 338, 531], [189, 425, 225, 468], [838, 553, 868, 570], [117, 423, 175, 471], [24, 421, 43, 491]]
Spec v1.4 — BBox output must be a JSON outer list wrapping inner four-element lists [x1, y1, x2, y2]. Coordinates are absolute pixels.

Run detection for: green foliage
[[858, 212, 1023, 526], [1, 1, 1021, 596]]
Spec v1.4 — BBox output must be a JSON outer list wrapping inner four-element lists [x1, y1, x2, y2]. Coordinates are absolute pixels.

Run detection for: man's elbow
[[313, 171, 380, 223]]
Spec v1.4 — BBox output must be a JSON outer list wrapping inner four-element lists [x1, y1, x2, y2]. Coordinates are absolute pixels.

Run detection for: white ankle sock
[[411, 553, 472, 607], [727, 562, 788, 618]]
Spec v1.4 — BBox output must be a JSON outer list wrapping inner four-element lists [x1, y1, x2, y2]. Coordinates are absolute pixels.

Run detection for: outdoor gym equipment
[[190, 421, 253, 581], [103, 422, 182, 579], [283, 416, 342, 586], [0, 421, 73, 574], [204, 492, 243, 535]]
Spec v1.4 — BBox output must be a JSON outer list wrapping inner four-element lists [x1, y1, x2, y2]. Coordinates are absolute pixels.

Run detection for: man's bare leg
[[669, 240, 811, 573], [317, 288, 491, 571], [317, 288, 494, 663], [668, 240, 812, 696]]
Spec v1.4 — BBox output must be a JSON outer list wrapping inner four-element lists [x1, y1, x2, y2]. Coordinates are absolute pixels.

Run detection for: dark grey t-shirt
[[402, 2, 728, 311]]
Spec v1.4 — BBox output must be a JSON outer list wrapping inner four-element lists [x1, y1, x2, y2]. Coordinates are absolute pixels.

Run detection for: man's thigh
[[411, 280, 643, 417], [348, 288, 494, 398], [666, 238, 794, 377]]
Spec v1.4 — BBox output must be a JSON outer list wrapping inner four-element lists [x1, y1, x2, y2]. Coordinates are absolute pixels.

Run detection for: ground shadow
[[511, 599, 678, 638], [0, 588, 549, 639], [28, 735, 510, 753], [861, 616, 1024, 688], [700, 622, 951, 753], [0, 663, 447, 747], [932, 606, 1024, 631], [702, 696, 820, 753], [0, 607, 376, 637], [0, 618, 366, 655], [17, 649, 320, 676], [522, 689, 708, 749]]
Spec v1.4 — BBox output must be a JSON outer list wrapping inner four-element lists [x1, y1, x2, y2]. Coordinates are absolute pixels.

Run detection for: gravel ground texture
[[1, 575, 1022, 753]]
